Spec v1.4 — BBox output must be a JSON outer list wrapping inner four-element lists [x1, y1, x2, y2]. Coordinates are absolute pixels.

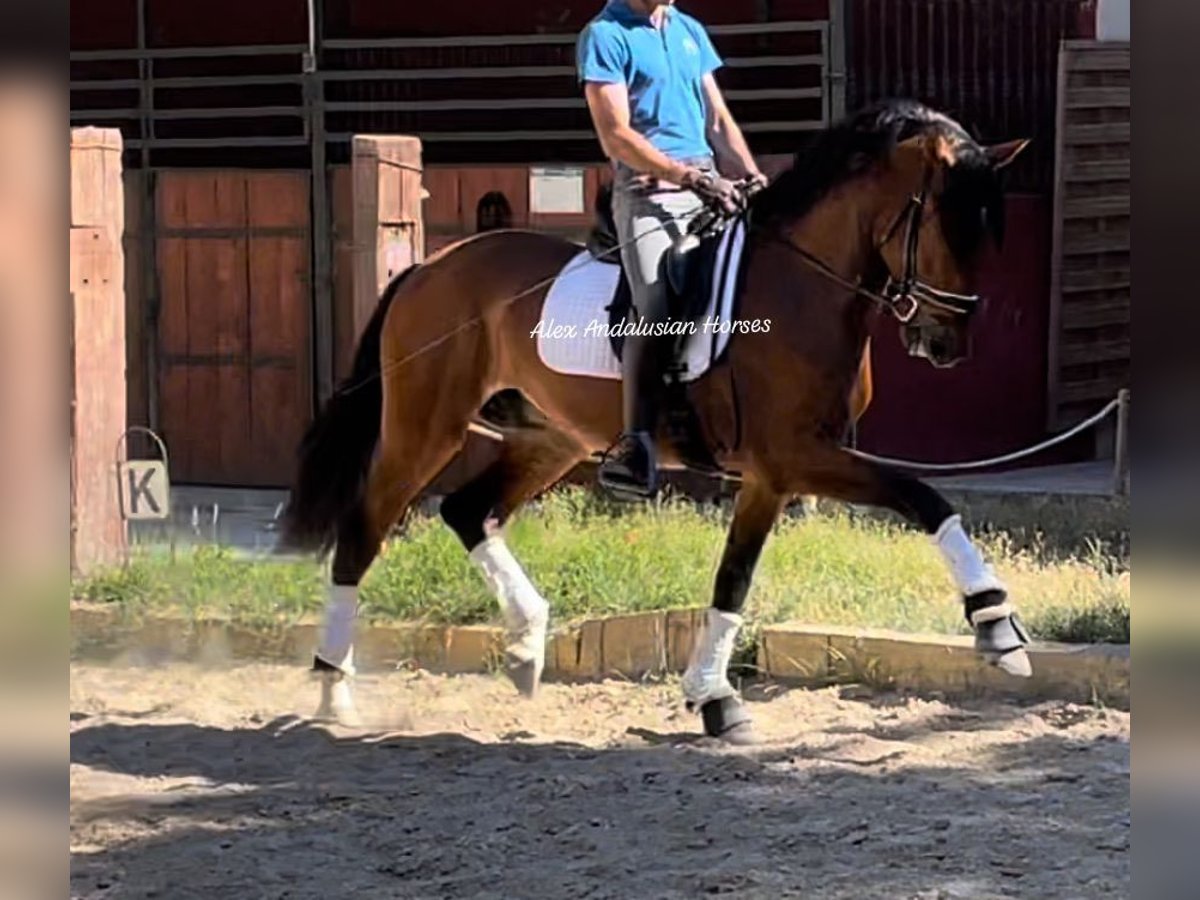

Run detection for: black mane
[[751, 99, 1006, 253]]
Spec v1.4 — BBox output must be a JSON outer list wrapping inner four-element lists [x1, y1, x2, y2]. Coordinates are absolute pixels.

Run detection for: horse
[[280, 99, 1033, 743]]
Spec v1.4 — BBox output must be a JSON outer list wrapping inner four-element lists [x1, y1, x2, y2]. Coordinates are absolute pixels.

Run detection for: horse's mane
[[751, 98, 1006, 253]]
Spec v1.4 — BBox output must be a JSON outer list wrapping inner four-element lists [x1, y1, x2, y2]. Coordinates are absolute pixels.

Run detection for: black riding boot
[[598, 332, 664, 499]]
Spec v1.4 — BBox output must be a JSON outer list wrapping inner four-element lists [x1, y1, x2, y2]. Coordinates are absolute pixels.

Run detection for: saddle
[[585, 183, 738, 473], [585, 183, 732, 366]]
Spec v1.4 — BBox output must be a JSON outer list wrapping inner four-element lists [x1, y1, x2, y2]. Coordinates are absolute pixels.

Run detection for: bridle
[[874, 166, 983, 323], [691, 167, 984, 324]]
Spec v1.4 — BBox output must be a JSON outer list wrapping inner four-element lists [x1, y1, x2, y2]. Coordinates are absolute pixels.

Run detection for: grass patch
[[74, 487, 1129, 644]]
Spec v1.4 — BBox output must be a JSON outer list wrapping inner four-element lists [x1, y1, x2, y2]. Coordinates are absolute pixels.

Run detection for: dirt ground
[[71, 663, 1129, 900]]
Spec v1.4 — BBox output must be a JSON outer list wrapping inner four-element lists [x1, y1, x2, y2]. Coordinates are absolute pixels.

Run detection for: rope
[[844, 397, 1121, 473]]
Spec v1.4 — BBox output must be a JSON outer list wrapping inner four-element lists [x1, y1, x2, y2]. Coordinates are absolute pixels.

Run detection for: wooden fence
[[1047, 40, 1130, 431]]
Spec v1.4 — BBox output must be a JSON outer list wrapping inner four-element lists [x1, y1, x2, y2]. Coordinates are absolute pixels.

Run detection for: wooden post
[[70, 127, 128, 573], [1112, 388, 1130, 496], [350, 135, 425, 349]]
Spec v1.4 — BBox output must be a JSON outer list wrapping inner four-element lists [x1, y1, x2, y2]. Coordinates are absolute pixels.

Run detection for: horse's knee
[[440, 478, 503, 550]]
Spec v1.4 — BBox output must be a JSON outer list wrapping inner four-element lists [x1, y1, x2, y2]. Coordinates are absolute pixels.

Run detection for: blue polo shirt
[[576, 1, 723, 160]]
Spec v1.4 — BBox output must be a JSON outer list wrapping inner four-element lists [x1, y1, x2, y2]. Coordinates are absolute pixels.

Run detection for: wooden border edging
[[70, 605, 1128, 707], [759, 623, 1129, 708]]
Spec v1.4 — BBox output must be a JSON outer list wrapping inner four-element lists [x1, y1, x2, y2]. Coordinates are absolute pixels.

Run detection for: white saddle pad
[[536, 219, 747, 382]]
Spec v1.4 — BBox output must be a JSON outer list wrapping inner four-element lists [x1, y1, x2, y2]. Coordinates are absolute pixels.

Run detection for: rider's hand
[[679, 168, 744, 216], [743, 170, 769, 195]]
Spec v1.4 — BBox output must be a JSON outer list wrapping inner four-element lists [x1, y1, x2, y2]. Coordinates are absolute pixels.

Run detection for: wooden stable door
[[156, 171, 312, 486]]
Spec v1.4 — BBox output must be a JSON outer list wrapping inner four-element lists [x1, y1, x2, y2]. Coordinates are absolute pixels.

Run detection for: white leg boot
[[934, 515, 1032, 677], [469, 535, 549, 697], [313, 584, 363, 726], [681, 608, 742, 707], [681, 608, 756, 743]]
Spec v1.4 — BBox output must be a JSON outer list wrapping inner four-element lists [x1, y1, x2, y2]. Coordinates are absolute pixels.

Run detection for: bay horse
[[281, 100, 1032, 742]]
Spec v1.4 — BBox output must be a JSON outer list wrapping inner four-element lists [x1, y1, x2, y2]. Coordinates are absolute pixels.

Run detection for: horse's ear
[[897, 133, 961, 167], [986, 139, 1031, 171]]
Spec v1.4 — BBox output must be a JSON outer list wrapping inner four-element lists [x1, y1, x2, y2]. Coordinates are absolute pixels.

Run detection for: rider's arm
[[583, 81, 693, 185], [701, 73, 765, 183]]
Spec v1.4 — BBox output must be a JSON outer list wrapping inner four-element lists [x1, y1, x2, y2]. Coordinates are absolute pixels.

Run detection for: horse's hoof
[[990, 646, 1033, 678], [699, 696, 759, 745], [974, 612, 1033, 678], [314, 671, 362, 726], [505, 656, 542, 698]]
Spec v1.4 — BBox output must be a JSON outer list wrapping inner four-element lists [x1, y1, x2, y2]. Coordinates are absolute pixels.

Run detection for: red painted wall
[[855, 195, 1081, 465]]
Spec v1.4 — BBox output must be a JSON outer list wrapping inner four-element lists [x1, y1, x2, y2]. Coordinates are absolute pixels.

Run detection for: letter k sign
[[118, 460, 170, 520]]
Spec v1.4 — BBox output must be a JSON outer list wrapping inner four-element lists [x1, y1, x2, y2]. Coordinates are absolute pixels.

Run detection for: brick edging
[[760, 623, 1130, 708], [70, 604, 1129, 706]]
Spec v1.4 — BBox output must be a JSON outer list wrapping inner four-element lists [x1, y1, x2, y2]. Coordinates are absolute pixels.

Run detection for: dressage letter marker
[[118, 460, 169, 520]]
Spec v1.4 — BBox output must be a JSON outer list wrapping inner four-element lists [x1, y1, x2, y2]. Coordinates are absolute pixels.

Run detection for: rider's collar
[[605, 1, 673, 25]]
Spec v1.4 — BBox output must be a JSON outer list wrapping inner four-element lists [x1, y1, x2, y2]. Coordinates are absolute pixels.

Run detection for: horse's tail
[[278, 265, 419, 557]]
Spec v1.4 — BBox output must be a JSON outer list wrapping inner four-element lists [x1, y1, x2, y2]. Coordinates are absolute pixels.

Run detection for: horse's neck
[[787, 192, 877, 282], [756, 193, 880, 369]]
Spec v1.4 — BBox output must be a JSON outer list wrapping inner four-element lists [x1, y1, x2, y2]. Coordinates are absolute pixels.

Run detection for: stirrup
[[597, 433, 659, 500]]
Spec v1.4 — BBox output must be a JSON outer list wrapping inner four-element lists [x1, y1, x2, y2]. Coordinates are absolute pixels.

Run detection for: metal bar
[[322, 33, 578, 49], [73, 74, 305, 90], [149, 105, 304, 120], [69, 108, 141, 120], [328, 129, 597, 143], [724, 54, 825, 67], [1112, 388, 1130, 496], [70, 44, 307, 61], [306, 0, 333, 409], [821, 21, 830, 125], [124, 136, 310, 149], [325, 120, 823, 144], [319, 20, 824, 50], [827, 0, 847, 122], [325, 97, 586, 112], [1045, 37, 1069, 431], [321, 87, 822, 113], [73, 105, 305, 121], [319, 55, 822, 83], [320, 65, 576, 81], [730, 87, 825, 100], [137, 0, 159, 438], [709, 21, 825, 35], [71, 79, 142, 90], [910, 0, 919, 96], [926, 0, 935, 102]]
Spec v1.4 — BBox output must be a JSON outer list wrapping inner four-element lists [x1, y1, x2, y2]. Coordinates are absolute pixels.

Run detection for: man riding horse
[[578, 0, 764, 499]]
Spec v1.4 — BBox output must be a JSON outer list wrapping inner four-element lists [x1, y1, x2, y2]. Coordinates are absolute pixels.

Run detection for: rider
[[577, 0, 766, 498]]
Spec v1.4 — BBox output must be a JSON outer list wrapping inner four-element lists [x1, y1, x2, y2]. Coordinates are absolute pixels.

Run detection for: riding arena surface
[[71, 662, 1129, 899]]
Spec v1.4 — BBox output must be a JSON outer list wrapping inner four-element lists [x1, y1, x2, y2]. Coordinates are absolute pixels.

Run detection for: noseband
[[877, 170, 982, 323]]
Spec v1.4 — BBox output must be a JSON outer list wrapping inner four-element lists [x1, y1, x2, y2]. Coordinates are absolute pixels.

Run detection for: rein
[[696, 168, 984, 324]]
